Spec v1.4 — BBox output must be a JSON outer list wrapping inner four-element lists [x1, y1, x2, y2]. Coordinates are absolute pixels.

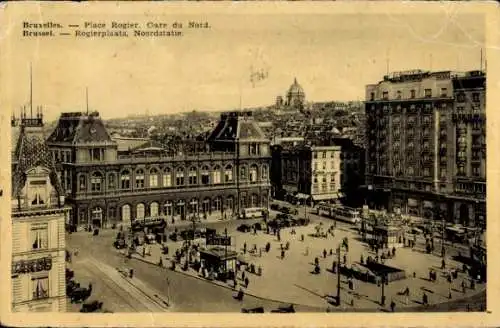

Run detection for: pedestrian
[[360, 254, 364, 264], [441, 259, 446, 270], [301, 234, 304, 242], [245, 277, 249, 288], [315, 257, 319, 266], [343, 254, 347, 264], [332, 261, 337, 273], [390, 300, 396, 312], [323, 249, 327, 258], [392, 246, 396, 257], [423, 293, 428, 306], [413, 271, 416, 278], [243, 242, 247, 254], [461, 280, 466, 294], [329, 249, 333, 256], [281, 249, 285, 259]]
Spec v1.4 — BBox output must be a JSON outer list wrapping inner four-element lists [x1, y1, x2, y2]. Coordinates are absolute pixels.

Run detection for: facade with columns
[[365, 70, 486, 227], [46, 111, 272, 229]]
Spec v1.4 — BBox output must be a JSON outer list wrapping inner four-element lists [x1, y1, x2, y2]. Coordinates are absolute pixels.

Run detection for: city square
[[64, 204, 486, 313]]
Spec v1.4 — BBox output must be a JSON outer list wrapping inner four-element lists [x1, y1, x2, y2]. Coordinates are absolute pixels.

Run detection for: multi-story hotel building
[[46, 110, 271, 229], [11, 111, 68, 312], [365, 69, 486, 227], [271, 142, 342, 204]]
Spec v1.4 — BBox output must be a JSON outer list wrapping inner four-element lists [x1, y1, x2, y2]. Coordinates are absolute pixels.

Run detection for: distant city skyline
[[4, 11, 485, 121]]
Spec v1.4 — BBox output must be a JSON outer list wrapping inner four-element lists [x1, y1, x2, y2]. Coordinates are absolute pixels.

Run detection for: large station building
[[45, 110, 272, 229], [365, 69, 486, 227]]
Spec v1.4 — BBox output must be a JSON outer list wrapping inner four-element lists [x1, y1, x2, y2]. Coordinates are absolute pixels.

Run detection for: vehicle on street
[[315, 203, 361, 224], [114, 239, 127, 249], [237, 224, 252, 233], [239, 207, 266, 219], [131, 217, 166, 232], [80, 300, 104, 313]]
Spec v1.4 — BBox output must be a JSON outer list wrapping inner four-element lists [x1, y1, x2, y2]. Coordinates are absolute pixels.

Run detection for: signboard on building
[[206, 234, 231, 246], [12, 257, 52, 275]]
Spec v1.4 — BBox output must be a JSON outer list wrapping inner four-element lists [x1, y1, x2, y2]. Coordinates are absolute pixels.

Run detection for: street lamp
[[336, 246, 341, 306], [380, 273, 387, 306]]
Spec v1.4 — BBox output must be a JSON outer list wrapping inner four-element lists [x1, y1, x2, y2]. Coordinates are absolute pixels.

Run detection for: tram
[[315, 203, 361, 224]]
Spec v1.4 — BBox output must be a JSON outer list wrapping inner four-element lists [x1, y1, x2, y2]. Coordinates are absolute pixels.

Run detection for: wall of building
[[11, 212, 66, 312], [365, 71, 486, 227]]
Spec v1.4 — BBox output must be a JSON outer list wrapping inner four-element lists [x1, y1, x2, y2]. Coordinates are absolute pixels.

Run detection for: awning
[[312, 194, 337, 201], [295, 193, 310, 200]]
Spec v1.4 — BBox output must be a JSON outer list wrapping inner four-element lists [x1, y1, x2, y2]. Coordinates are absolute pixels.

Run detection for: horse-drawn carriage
[[241, 306, 265, 313], [69, 283, 93, 303], [271, 304, 295, 313], [80, 300, 104, 313]]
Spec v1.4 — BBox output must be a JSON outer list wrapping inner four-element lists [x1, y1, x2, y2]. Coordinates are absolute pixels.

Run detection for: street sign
[[206, 234, 231, 246]]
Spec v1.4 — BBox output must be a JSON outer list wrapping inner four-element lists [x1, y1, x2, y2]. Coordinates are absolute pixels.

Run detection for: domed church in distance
[[275, 78, 306, 111]]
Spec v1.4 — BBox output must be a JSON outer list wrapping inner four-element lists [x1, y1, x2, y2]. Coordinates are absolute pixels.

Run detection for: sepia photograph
[[0, 2, 497, 327]]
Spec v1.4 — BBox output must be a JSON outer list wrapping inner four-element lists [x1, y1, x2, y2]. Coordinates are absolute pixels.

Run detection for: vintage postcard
[[0, 1, 498, 327]]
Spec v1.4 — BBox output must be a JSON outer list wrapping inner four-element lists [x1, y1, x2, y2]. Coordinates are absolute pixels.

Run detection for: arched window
[[136, 203, 145, 219], [164, 201, 173, 217], [149, 168, 159, 188], [121, 170, 130, 189], [135, 169, 145, 188], [121, 204, 131, 222], [176, 167, 185, 186], [176, 200, 185, 219], [262, 194, 268, 208], [91, 207, 103, 225], [201, 166, 210, 185], [251, 194, 259, 207], [163, 168, 172, 187], [225, 196, 234, 212], [188, 167, 198, 185], [90, 172, 103, 192], [202, 198, 211, 214], [189, 198, 198, 217], [108, 173, 116, 190], [224, 165, 233, 183], [214, 197, 222, 212], [240, 165, 247, 180], [79, 174, 87, 191], [249, 165, 258, 183], [213, 165, 221, 184], [262, 164, 269, 180], [150, 202, 159, 217]]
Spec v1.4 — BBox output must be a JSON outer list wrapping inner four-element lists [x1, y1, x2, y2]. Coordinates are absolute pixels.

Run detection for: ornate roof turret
[[46, 111, 114, 145], [12, 114, 63, 200], [207, 111, 269, 144]]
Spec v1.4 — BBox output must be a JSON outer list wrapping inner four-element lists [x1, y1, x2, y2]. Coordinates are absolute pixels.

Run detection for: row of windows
[[456, 92, 481, 103], [81, 194, 269, 222], [313, 151, 335, 159], [373, 88, 448, 101], [78, 164, 269, 192]]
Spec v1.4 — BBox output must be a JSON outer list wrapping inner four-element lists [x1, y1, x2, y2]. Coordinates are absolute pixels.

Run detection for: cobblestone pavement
[[133, 213, 485, 311], [67, 207, 485, 312]]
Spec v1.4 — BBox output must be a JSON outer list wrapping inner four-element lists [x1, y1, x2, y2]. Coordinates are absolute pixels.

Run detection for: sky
[[2, 6, 486, 121]]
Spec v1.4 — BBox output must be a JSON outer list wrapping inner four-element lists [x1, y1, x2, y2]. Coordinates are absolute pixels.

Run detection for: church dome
[[287, 78, 305, 96]]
